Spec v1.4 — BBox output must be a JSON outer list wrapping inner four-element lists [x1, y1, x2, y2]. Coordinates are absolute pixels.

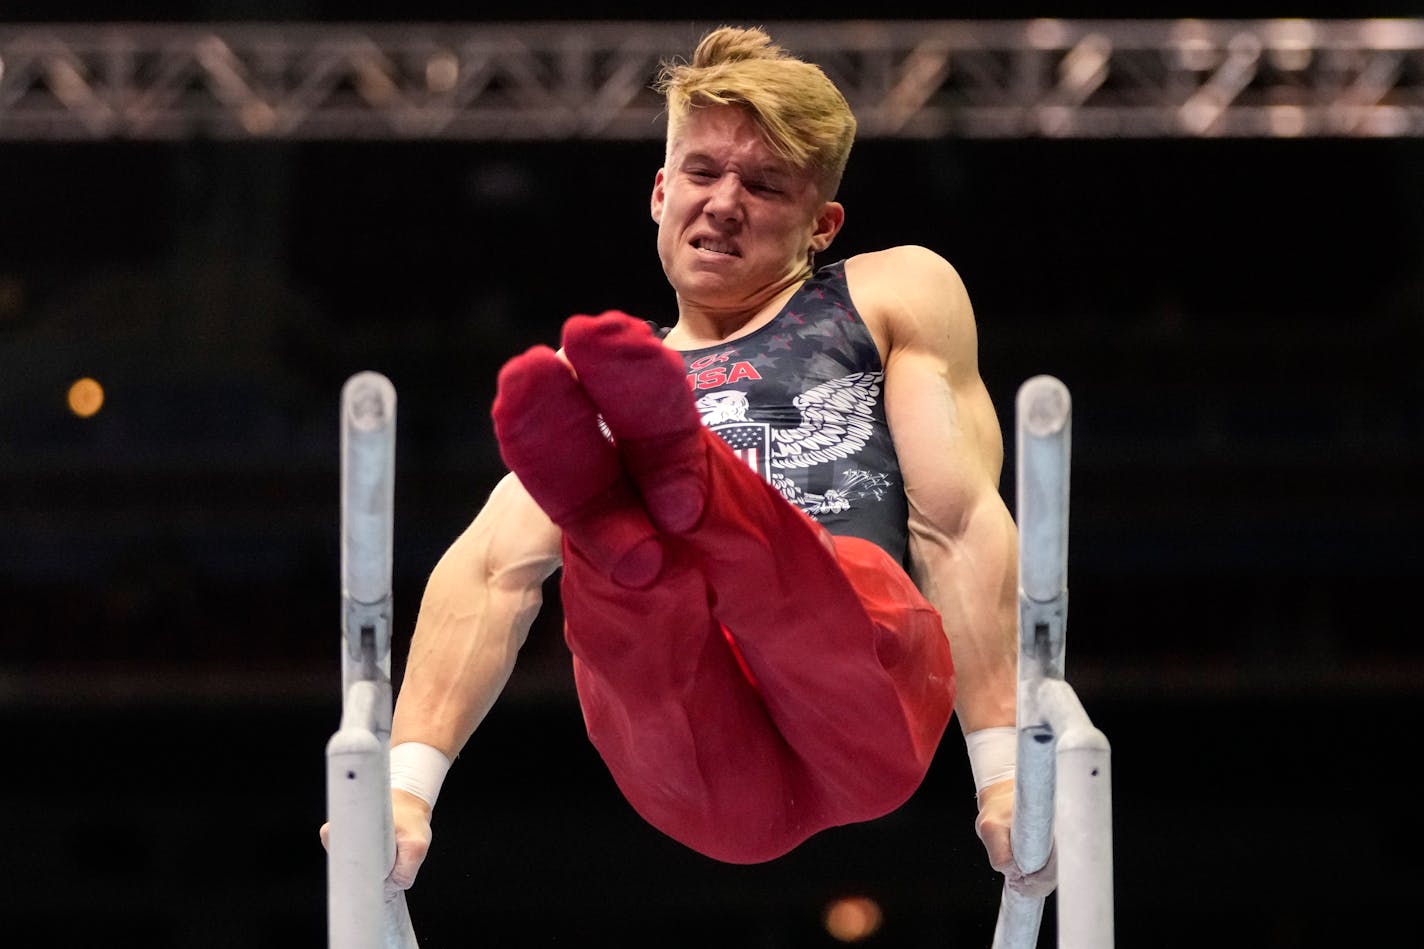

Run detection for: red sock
[[561, 313, 708, 533], [491, 345, 663, 588]]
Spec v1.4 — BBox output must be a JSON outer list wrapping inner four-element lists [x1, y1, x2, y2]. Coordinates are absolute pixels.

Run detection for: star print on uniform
[[670, 259, 911, 560]]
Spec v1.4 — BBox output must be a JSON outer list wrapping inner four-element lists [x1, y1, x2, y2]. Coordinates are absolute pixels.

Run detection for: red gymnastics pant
[[490, 312, 956, 864], [560, 429, 956, 864]]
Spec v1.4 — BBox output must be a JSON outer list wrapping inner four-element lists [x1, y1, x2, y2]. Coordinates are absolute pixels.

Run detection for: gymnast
[[324, 24, 1056, 900]]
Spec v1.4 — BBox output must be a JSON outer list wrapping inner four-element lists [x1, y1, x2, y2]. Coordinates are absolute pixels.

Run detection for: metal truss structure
[[1, 19, 1422, 140]]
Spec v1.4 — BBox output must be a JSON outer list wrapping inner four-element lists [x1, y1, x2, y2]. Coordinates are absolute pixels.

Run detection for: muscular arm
[[851, 246, 1050, 890], [324, 472, 563, 891], [853, 245, 1017, 737], [391, 471, 564, 757]]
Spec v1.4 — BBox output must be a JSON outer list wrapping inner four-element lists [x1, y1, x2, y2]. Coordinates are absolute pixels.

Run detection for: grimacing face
[[651, 106, 844, 315]]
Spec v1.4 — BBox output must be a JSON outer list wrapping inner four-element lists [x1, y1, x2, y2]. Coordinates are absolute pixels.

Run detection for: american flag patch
[[712, 422, 771, 482]]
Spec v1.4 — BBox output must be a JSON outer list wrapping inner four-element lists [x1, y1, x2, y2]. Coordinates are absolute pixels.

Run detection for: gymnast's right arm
[[384, 472, 563, 890]]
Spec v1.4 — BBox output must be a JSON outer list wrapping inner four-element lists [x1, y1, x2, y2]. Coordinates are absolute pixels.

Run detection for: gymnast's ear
[[809, 200, 845, 252], [651, 168, 666, 224]]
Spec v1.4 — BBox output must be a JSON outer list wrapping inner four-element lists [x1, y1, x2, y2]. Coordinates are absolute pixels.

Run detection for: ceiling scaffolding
[[1, 19, 1422, 141]]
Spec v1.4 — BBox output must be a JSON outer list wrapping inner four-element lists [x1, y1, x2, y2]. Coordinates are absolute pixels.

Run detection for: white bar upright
[[991, 375, 1114, 949], [326, 371, 419, 949]]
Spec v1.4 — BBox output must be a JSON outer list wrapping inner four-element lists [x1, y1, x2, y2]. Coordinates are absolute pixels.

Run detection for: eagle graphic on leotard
[[695, 371, 894, 517]]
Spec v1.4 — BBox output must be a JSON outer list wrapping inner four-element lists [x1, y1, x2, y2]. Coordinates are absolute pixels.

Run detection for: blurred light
[[47, 58, 90, 99], [1361, 106, 1411, 136], [1058, 34, 1111, 90], [1361, 17, 1413, 48], [239, 100, 276, 135], [356, 57, 398, 106], [1036, 105, 1074, 136], [1027, 19, 1068, 50], [1228, 32, 1264, 60], [67, 377, 104, 418], [1269, 105, 1308, 137], [426, 50, 459, 93], [824, 895, 883, 943], [1179, 99, 1219, 135], [1171, 20, 1218, 72], [1266, 20, 1315, 72]]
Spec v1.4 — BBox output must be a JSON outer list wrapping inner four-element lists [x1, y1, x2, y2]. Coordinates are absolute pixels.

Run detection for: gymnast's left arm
[[854, 245, 1054, 896]]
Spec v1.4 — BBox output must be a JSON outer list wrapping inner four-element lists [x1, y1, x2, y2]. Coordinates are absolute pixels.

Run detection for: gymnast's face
[[651, 105, 843, 314]]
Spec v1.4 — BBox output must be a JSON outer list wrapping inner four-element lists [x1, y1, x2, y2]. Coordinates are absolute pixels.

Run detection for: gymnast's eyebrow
[[678, 150, 795, 182]]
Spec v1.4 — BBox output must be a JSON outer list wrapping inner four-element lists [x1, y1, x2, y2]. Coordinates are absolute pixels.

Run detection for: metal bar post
[[992, 375, 1072, 949], [1037, 680, 1113, 949], [326, 371, 418, 949]]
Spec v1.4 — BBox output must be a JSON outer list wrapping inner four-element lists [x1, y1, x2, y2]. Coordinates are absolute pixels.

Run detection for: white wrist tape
[[389, 742, 452, 809], [964, 726, 1017, 794]]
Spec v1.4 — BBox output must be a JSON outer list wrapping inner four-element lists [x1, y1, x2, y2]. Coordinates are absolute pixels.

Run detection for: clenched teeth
[[694, 238, 738, 256]]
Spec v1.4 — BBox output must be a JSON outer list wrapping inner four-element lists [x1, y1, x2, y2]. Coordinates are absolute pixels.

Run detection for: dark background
[[1, 7, 1421, 949]]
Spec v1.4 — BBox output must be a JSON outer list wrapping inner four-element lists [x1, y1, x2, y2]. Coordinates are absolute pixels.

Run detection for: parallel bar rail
[[326, 371, 419, 949], [992, 376, 1113, 949]]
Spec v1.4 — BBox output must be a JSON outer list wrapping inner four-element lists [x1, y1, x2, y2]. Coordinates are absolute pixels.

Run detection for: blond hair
[[654, 26, 856, 197]]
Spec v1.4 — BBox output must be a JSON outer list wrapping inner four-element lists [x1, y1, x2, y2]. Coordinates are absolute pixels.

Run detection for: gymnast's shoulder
[[843, 245, 977, 344]]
